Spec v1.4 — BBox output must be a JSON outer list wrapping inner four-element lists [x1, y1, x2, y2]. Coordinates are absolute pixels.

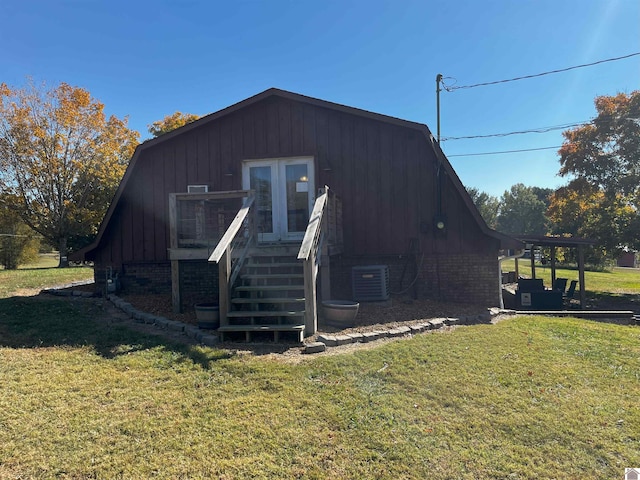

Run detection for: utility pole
[[436, 73, 443, 143]]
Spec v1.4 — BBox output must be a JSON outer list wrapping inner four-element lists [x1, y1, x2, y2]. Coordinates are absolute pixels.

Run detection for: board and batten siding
[[93, 95, 495, 267]]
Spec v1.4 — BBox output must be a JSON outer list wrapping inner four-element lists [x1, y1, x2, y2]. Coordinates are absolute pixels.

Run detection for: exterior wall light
[[433, 214, 447, 235]]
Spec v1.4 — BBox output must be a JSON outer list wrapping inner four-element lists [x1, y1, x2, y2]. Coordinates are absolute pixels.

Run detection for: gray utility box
[[351, 265, 390, 302]]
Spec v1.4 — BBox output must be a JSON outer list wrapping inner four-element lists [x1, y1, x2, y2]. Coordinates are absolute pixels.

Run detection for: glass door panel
[[247, 165, 276, 241], [243, 157, 314, 242], [283, 163, 310, 239]]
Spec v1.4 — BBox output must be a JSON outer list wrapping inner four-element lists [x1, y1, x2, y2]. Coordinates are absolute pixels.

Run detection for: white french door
[[242, 157, 315, 242]]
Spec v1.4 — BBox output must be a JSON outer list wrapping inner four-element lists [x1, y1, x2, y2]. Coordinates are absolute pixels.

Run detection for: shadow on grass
[[0, 295, 233, 369], [15, 266, 90, 271], [587, 291, 640, 312]]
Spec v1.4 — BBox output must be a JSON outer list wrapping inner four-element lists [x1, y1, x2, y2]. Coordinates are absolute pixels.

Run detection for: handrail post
[[299, 188, 329, 337], [219, 245, 231, 327], [303, 249, 317, 336]]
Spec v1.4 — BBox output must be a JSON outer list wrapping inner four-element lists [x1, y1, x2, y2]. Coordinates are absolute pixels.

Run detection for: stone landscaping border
[[310, 310, 498, 353], [43, 285, 506, 354], [104, 294, 220, 347], [42, 287, 220, 347]]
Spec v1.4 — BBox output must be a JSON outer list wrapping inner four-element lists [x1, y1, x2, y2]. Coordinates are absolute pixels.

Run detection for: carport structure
[[514, 235, 595, 309]]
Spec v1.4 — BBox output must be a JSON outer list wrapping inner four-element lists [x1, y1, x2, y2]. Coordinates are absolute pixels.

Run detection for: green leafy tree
[[531, 186, 553, 210], [0, 194, 40, 269], [148, 111, 200, 138], [557, 90, 640, 251], [497, 183, 548, 235], [466, 187, 500, 229], [0, 80, 139, 266]]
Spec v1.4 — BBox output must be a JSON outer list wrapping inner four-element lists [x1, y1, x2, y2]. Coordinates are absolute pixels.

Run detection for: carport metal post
[[578, 245, 586, 309], [550, 246, 557, 286], [530, 245, 536, 279]]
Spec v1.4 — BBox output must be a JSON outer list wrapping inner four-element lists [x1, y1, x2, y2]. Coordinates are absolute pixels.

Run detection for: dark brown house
[[617, 249, 637, 268], [75, 88, 519, 341]]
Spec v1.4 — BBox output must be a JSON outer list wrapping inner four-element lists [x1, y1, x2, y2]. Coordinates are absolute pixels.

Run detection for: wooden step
[[231, 297, 305, 304], [244, 264, 302, 273], [235, 285, 304, 292], [218, 324, 305, 343], [250, 245, 300, 257], [227, 310, 304, 318], [222, 244, 307, 344], [246, 261, 301, 268], [241, 273, 304, 280]]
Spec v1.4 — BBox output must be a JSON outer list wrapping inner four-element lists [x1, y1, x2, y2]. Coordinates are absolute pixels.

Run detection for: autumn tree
[[466, 187, 500, 229], [556, 90, 640, 251], [148, 111, 200, 138], [548, 179, 639, 252], [0, 80, 139, 266], [547, 179, 601, 238]]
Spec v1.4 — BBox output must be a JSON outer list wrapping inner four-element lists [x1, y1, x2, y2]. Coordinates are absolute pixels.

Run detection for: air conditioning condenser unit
[[351, 265, 390, 302]]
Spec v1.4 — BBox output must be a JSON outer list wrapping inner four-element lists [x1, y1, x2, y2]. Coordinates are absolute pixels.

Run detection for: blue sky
[[3, 0, 639, 197]]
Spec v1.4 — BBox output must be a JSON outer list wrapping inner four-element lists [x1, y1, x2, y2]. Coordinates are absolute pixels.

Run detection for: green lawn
[[1, 272, 640, 478], [0, 255, 94, 299], [501, 259, 640, 295]]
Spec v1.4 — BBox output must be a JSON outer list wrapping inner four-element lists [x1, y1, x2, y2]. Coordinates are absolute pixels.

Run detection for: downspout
[[498, 249, 525, 309]]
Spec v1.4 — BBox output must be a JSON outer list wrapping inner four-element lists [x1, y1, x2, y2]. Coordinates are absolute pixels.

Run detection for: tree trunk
[[58, 237, 69, 268]]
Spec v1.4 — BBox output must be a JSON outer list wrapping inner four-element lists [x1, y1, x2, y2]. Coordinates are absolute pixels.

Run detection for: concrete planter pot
[[321, 300, 359, 328], [194, 303, 220, 329]]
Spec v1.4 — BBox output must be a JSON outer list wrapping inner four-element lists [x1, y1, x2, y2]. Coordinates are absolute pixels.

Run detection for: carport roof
[[514, 235, 595, 248]]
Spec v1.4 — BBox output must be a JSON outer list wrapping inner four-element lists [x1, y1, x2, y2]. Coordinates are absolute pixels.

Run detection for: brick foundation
[[329, 253, 499, 306], [95, 252, 499, 315], [422, 253, 499, 305], [178, 260, 219, 311], [120, 263, 172, 294], [94, 262, 171, 298], [94, 260, 219, 313]]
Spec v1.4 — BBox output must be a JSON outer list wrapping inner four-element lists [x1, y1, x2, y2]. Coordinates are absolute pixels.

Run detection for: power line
[[447, 145, 562, 157], [441, 115, 639, 142], [441, 52, 640, 91], [441, 121, 587, 141]]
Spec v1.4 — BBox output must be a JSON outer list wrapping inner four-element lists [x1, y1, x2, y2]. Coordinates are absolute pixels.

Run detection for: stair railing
[[297, 185, 331, 336], [209, 191, 256, 326]]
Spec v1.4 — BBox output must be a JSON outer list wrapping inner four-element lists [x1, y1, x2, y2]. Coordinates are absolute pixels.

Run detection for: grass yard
[[0, 254, 94, 299], [501, 260, 640, 295], [1, 288, 640, 478]]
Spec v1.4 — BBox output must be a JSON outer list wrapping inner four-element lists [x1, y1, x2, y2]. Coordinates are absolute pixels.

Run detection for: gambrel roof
[[74, 88, 520, 260]]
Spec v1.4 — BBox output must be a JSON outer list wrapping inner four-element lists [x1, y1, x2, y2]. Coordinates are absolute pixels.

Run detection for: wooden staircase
[[208, 186, 342, 343], [217, 247, 306, 343]]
